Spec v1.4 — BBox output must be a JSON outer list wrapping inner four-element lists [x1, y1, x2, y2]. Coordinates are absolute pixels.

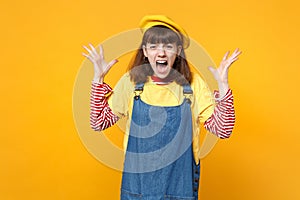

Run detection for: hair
[[127, 26, 192, 85]]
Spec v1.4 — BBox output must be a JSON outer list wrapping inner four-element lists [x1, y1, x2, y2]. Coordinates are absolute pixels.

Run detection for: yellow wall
[[1, 0, 299, 199]]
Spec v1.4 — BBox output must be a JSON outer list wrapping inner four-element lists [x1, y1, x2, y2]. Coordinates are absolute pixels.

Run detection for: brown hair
[[128, 26, 192, 85]]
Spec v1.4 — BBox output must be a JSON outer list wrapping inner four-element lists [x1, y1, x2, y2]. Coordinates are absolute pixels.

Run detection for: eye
[[166, 44, 175, 50], [148, 44, 157, 50]]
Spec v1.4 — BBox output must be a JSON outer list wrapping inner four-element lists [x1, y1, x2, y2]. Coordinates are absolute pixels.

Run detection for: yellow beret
[[139, 15, 190, 49]]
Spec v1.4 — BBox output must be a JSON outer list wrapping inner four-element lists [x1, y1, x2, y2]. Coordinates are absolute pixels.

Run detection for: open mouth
[[156, 60, 168, 67], [155, 60, 169, 74]]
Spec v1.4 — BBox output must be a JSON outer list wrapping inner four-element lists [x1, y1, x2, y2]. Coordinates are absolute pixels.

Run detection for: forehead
[[146, 42, 176, 45], [143, 26, 181, 44]]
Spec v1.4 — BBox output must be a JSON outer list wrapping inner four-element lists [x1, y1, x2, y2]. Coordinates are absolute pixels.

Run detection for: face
[[143, 42, 182, 79]]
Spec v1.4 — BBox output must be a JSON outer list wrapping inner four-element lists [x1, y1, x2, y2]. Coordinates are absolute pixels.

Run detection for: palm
[[209, 48, 242, 84], [82, 44, 118, 82]]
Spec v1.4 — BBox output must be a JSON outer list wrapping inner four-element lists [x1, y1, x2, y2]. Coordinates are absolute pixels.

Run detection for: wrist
[[93, 76, 104, 84], [217, 82, 229, 98]]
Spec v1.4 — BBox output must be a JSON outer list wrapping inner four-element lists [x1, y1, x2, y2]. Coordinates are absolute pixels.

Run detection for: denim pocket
[[164, 195, 195, 200], [121, 189, 142, 200]]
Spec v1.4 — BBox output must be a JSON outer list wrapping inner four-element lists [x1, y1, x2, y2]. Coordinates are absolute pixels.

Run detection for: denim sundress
[[121, 83, 200, 200]]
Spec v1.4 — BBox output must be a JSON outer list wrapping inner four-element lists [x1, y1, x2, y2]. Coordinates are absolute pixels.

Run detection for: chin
[[153, 69, 172, 79]]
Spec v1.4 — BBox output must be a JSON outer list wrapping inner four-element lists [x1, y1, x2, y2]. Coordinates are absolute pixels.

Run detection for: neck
[[151, 75, 174, 85]]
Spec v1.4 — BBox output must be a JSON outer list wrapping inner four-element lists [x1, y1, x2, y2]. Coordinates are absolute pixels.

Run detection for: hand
[[208, 48, 242, 97], [208, 48, 242, 84], [82, 44, 118, 83]]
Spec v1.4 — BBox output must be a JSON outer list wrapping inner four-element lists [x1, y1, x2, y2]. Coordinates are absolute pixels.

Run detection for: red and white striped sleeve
[[90, 81, 119, 131], [204, 89, 235, 139]]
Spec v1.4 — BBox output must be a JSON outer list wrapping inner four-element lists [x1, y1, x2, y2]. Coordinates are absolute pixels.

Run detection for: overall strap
[[182, 84, 193, 95], [134, 82, 145, 100], [182, 84, 193, 104], [135, 82, 145, 91]]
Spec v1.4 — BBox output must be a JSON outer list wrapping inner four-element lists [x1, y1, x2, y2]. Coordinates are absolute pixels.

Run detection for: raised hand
[[82, 44, 118, 83], [208, 48, 242, 97]]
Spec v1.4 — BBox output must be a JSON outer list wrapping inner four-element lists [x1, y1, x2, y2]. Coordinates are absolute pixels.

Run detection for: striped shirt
[[90, 79, 235, 139]]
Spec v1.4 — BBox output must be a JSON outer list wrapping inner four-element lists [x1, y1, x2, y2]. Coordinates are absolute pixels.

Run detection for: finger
[[82, 52, 93, 62], [233, 48, 239, 54], [88, 43, 98, 58], [99, 45, 104, 59], [235, 48, 242, 53], [222, 51, 230, 61], [106, 59, 119, 71], [108, 59, 118, 67], [102, 59, 118, 75], [82, 45, 93, 56], [236, 50, 242, 56], [232, 48, 242, 57], [82, 52, 89, 57], [225, 58, 239, 68], [208, 66, 216, 74], [230, 57, 239, 63], [230, 50, 242, 60]]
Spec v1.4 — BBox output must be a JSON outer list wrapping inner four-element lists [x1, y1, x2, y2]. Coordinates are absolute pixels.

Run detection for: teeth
[[156, 60, 167, 64]]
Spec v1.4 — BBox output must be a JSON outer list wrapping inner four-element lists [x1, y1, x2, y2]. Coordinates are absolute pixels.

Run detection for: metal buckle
[[134, 89, 143, 100]]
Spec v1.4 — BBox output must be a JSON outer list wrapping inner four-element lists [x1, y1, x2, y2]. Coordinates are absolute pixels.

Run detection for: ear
[[142, 45, 148, 57], [177, 45, 182, 56]]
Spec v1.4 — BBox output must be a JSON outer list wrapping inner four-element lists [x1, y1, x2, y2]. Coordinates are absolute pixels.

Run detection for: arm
[[90, 81, 119, 131], [82, 43, 119, 131], [205, 48, 241, 138], [204, 89, 235, 139]]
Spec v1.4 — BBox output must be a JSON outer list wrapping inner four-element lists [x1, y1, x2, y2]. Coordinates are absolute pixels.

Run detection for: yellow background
[[1, 0, 299, 199]]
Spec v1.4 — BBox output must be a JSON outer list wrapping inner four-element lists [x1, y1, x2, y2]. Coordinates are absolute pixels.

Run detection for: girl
[[83, 15, 241, 200]]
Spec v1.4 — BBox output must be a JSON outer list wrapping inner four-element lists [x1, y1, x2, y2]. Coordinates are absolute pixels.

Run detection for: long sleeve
[[204, 89, 235, 139], [90, 81, 119, 131]]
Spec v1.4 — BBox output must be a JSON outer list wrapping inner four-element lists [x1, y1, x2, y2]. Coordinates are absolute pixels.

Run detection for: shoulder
[[118, 72, 132, 84], [113, 72, 135, 95], [109, 72, 135, 115], [190, 72, 214, 104], [190, 72, 208, 91], [116, 72, 134, 87]]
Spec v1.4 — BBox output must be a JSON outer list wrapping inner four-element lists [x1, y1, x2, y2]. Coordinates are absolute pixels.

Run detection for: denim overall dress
[[121, 83, 200, 200]]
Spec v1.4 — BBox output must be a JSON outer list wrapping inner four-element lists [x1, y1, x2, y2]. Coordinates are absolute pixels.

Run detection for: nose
[[157, 46, 166, 56]]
